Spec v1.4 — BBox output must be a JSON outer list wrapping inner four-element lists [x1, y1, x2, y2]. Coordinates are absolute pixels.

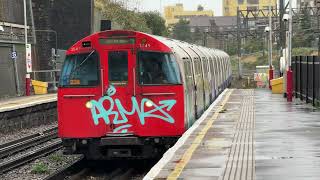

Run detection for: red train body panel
[[58, 30, 231, 159]]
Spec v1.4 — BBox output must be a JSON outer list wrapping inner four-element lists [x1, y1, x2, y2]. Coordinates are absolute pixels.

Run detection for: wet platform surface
[[145, 89, 320, 180], [0, 94, 56, 113]]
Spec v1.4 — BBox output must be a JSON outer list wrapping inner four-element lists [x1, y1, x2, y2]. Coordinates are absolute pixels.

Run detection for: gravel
[[0, 122, 57, 146], [0, 122, 81, 180], [0, 150, 81, 180]]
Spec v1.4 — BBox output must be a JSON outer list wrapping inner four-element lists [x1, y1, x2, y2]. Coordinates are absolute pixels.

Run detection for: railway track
[[44, 156, 85, 180], [45, 158, 148, 180], [0, 127, 62, 174]]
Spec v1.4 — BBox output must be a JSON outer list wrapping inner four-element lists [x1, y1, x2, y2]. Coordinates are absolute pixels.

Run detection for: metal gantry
[[206, 6, 320, 78]]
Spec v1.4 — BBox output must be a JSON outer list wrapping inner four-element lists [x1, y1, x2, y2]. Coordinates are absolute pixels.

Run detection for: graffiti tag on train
[[86, 85, 176, 133]]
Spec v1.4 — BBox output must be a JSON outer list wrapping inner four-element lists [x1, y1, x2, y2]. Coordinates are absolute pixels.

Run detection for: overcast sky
[[129, 0, 223, 16]]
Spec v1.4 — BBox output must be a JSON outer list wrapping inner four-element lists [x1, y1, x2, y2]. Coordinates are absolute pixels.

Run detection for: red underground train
[[58, 30, 232, 159]]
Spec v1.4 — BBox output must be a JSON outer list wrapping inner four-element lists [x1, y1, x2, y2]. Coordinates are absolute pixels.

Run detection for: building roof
[[189, 16, 237, 27]]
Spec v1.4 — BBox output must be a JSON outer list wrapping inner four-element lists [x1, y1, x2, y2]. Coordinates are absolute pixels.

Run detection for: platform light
[[190, 27, 195, 33], [85, 101, 93, 109], [283, 14, 290, 21], [264, 26, 270, 33]]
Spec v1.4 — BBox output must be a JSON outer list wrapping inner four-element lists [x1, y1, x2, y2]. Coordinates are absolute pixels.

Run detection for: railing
[[292, 56, 320, 106], [31, 70, 60, 92]]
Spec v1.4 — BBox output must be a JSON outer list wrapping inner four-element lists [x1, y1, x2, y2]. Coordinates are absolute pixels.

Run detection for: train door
[[188, 48, 205, 117], [175, 44, 197, 124], [209, 58, 216, 101], [183, 60, 195, 127], [213, 54, 220, 95], [193, 58, 205, 117], [217, 56, 222, 92], [104, 49, 136, 134], [201, 57, 210, 108]]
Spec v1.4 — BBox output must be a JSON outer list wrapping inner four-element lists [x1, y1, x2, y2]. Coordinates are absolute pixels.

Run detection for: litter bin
[[31, 80, 48, 95], [270, 77, 283, 94]]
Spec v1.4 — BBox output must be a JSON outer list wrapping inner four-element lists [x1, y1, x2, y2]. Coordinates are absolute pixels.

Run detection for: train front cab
[[58, 31, 185, 159]]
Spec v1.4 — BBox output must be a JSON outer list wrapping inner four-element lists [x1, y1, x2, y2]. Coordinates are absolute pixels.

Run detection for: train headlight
[[85, 101, 93, 109], [145, 100, 153, 107]]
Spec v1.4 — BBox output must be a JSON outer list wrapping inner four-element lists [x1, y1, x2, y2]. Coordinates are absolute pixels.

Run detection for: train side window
[[138, 51, 181, 85], [108, 51, 128, 85], [183, 61, 192, 90], [59, 51, 99, 87]]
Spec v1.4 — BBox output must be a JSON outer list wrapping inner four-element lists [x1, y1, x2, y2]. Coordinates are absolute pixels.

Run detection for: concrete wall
[[0, 0, 29, 98], [0, 44, 27, 98], [32, 0, 94, 70]]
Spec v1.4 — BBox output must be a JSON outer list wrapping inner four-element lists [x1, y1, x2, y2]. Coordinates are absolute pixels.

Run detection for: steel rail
[[0, 139, 62, 174], [109, 168, 134, 180], [0, 127, 57, 149], [45, 162, 135, 180], [0, 127, 58, 159]]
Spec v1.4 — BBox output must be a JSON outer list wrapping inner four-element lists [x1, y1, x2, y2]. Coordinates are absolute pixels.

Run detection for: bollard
[[287, 68, 293, 102], [25, 74, 31, 96], [269, 67, 274, 90]]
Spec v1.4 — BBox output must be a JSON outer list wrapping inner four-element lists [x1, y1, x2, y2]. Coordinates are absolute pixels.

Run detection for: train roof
[[66, 30, 229, 58]]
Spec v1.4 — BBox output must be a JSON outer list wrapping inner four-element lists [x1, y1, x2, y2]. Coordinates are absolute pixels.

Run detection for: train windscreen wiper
[[68, 50, 95, 79]]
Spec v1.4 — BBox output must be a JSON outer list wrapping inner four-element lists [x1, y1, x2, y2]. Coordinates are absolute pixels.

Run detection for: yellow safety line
[[167, 89, 234, 180]]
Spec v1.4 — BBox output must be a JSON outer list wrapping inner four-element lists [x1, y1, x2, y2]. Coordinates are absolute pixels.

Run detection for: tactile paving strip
[[221, 89, 255, 180]]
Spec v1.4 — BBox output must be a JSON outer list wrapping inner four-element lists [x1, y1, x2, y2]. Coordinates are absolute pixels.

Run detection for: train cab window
[[108, 51, 128, 85], [59, 51, 99, 87], [138, 51, 181, 85]]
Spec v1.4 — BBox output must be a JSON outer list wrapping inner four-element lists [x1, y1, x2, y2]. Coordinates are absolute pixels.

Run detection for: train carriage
[[58, 30, 231, 159]]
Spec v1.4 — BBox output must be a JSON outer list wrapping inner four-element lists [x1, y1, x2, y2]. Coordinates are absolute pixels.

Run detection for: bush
[[292, 47, 315, 56], [31, 162, 49, 174], [48, 154, 64, 163]]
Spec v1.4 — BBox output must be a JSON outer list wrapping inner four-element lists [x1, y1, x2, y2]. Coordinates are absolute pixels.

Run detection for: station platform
[[0, 94, 57, 113], [0, 94, 57, 133], [145, 89, 320, 180]]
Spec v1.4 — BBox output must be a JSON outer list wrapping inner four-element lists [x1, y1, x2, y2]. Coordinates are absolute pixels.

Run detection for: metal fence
[[31, 70, 60, 92], [292, 56, 320, 106]]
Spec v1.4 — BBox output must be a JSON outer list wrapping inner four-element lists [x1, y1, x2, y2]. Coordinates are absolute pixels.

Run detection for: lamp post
[[24, 0, 31, 96], [286, 0, 293, 102], [318, 36, 320, 56], [268, 0, 274, 90]]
